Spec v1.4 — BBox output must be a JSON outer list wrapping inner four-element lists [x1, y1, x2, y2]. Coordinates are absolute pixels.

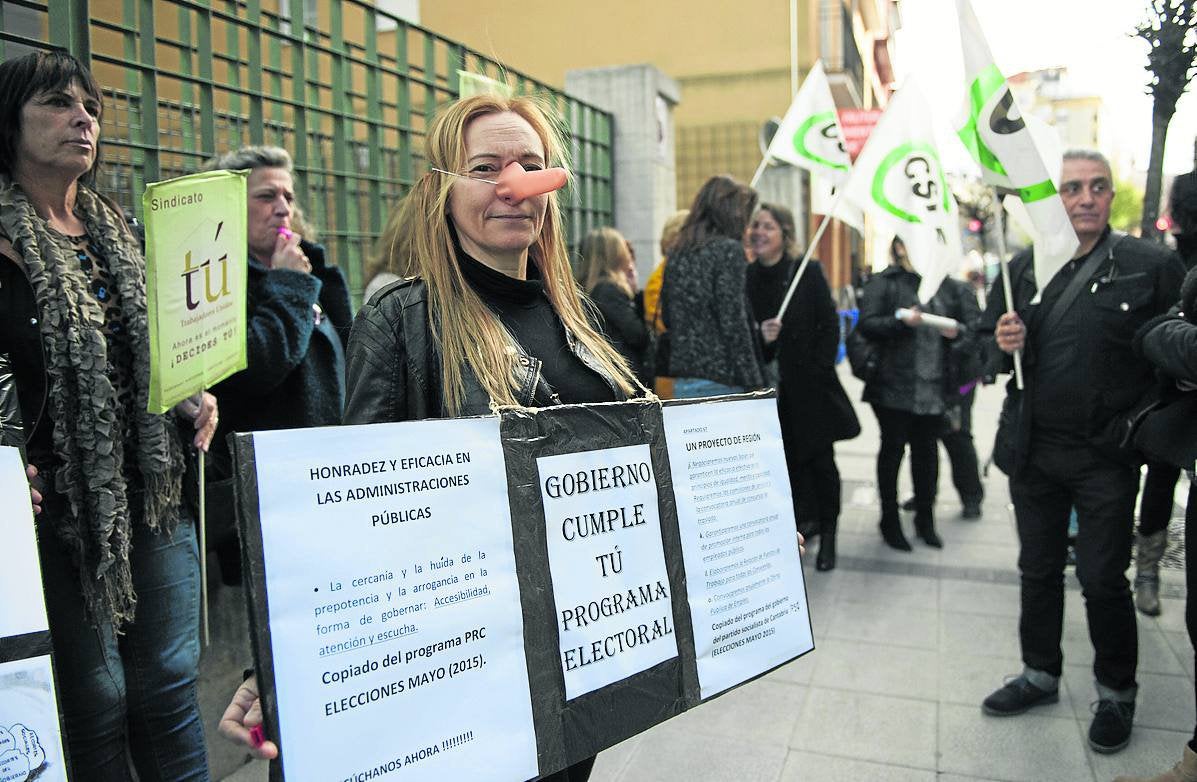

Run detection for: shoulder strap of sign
[[1040, 229, 1126, 337]]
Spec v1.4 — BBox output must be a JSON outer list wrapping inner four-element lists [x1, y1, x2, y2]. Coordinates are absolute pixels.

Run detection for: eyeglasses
[[1060, 179, 1112, 198]]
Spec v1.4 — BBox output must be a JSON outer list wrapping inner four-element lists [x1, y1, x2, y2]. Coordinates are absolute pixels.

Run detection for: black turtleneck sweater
[[457, 252, 615, 405]]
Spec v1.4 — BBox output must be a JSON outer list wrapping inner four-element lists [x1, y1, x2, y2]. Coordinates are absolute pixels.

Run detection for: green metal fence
[[1, 0, 615, 299]]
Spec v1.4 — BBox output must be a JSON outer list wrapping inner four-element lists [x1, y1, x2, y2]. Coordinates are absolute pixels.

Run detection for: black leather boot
[[817, 518, 837, 571], [914, 513, 943, 548], [880, 510, 911, 551]]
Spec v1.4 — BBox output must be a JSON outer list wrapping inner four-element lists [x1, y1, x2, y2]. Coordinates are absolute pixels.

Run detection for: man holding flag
[[978, 149, 1184, 754], [952, 0, 1185, 755]]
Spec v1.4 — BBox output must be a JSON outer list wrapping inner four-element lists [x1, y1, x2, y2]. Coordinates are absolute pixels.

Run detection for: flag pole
[[749, 156, 771, 189], [198, 388, 210, 647], [774, 183, 850, 321], [990, 191, 1025, 390]]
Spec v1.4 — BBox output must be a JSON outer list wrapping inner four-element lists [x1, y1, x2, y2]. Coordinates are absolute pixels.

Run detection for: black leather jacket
[[1, 233, 56, 464], [980, 231, 1186, 468], [343, 277, 631, 424]]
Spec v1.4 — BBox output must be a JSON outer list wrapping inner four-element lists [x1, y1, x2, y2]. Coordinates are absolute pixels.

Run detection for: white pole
[[198, 389, 210, 647], [991, 191, 1025, 390], [749, 156, 771, 189]]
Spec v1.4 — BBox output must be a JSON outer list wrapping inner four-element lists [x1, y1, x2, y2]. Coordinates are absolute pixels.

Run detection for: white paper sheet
[[537, 445, 678, 699], [0, 655, 67, 782], [0, 446, 48, 639], [662, 399, 813, 699], [251, 418, 538, 782]]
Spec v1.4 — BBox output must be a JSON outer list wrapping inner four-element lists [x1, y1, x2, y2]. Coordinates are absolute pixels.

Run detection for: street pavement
[[589, 369, 1193, 782], [208, 367, 1192, 782]]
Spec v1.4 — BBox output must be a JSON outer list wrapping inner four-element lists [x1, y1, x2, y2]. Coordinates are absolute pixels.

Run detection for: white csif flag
[[955, 0, 1077, 300], [766, 60, 852, 176], [842, 79, 961, 303]]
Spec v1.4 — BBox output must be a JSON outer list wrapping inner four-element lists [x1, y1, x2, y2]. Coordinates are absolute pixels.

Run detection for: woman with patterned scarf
[[0, 51, 217, 780]]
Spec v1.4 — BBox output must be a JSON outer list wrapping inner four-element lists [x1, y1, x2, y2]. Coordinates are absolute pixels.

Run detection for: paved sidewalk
[[209, 369, 1192, 781], [589, 370, 1193, 782]]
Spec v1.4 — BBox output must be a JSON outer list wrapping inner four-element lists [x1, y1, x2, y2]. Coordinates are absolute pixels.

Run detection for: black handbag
[[991, 389, 1022, 476], [845, 327, 880, 382], [1131, 392, 1197, 470]]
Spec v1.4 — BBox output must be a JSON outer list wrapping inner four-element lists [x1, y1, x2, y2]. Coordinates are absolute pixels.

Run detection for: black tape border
[[230, 432, 287, 782]]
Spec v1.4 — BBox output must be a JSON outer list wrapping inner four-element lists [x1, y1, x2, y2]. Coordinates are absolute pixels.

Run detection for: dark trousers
[[939, 388, 984, 505], [873, 405, 940, 518], [1009, 440, 1139, 690], [1140, 461, 1182, 537], [792, 445, 842, 534]]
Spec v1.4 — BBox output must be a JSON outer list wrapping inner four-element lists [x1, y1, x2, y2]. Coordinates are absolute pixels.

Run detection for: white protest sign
[[0, 446, 47, 639], [662, 398, 813, 699], [0, 656, 67, 782], [251, 418, 537, 782], [537, 444, 678, 700]]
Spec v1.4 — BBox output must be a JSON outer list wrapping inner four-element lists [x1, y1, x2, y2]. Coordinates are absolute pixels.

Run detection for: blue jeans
[[672, 377, 745, 399], [38, 504, 208, 781]]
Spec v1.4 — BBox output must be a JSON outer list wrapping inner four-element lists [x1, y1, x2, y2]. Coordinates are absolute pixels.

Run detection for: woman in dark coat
[[858, 238, 973, 551], [578, 226, 651, 384], [202, 145, 352, 584], [751, 203, 859, 571]]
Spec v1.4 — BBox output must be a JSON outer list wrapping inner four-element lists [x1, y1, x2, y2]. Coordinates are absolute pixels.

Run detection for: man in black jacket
[[978, 150, 1186, 754]]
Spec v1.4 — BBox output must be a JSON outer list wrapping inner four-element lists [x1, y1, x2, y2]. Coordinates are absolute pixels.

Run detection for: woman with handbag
[[750, 203, 859, 571], [857, 238, 967, 551]]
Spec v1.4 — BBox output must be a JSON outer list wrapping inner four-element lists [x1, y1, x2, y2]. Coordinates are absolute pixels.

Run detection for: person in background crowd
[[577, 226, 651, 384], [857, 237, 967, 551], [1133, 170, 1197, 617], [1115, 265, 1197, 781], [643, 209, 688, 397], [0, 50, 217, 780], [362, 203, 412, 303], [662, 175, 763, 398], [201, 146, 352, 585], [979, 149, 1185, 755], [901, 273, 986, 520], [750, 203, 860, 571], [219, 92, 645, 782]]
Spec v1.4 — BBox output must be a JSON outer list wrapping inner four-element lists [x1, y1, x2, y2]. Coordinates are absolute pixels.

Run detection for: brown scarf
[[0, 176, 184, 628]]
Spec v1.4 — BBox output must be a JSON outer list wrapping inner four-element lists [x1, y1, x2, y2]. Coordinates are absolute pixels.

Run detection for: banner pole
[[774, 183, 849, 321], [991, 190, 1025, 390], [198, 389, 210, 647], [749, 156, 771, 189]]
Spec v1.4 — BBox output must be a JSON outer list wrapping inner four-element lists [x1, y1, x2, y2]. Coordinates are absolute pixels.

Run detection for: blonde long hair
[[577, 226, 633, 298], [394, 94, 640, 414]]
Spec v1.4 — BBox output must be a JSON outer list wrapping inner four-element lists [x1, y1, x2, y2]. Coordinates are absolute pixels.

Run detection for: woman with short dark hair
[[0, 50, 216, 780]]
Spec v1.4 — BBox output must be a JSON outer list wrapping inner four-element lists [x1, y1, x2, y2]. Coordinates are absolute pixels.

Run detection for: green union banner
[[143, 170, 249, 413]]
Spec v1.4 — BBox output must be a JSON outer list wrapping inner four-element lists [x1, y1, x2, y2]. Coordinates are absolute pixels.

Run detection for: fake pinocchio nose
[[494, 161, 567, 205]]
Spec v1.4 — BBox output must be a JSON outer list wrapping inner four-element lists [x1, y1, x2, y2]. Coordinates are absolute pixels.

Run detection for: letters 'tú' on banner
[[143, 169, 249, 413]]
